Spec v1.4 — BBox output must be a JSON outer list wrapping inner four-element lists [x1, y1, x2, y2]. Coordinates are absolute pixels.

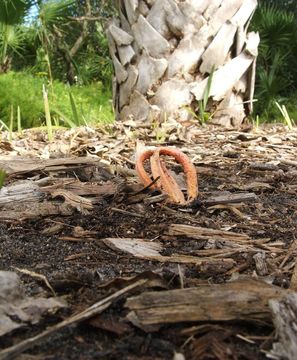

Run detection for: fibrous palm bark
[[107, 0, 259, 127]]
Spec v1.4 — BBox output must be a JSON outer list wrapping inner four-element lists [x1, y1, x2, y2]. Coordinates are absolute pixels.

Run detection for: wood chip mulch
[[0, 121, 296, 360]]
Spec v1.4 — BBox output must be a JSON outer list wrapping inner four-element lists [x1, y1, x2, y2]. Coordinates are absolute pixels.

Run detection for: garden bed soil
[[0, 122, 296, 360]]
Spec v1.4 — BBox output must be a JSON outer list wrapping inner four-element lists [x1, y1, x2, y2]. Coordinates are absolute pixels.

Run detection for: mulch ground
[[0, 121, 296, 360]]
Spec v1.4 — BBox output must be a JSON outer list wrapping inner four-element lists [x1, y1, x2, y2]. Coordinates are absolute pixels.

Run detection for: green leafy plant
[[256, 50, 292, 116], [75, 22, 113, 87], [251, 3, 297, 119], [0, 0, 33, 25], [198, 66, 215, 124], [152, 112, 168, 143], [36, 0, 75, 85], [0, 0, 33, 72], [0, 24, 25, 63]]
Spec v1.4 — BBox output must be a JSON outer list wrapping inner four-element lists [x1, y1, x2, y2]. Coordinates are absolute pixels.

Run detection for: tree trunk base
[[108, 0, 259, 127]]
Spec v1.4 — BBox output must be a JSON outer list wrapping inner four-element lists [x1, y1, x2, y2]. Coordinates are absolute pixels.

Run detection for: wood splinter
[[135, 147, 198, 205]]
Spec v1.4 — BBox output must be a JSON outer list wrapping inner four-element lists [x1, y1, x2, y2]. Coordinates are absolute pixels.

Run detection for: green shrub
[[0, 71, 114, 129], [251, 3, 297, 120]]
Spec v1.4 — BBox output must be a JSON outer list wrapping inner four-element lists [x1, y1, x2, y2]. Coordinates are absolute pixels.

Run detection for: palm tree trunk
[[107, 0, 259, 127]]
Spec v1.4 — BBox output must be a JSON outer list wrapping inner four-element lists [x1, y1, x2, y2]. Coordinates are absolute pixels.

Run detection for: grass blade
[[69, 90, 80, 126], [275, 101, 294, 130], [17, 105, 22, 134], [43, 84, 53, 141], [203, 66, 215, 109], [199, 66, 215, 124], [0, 120, 9, 131], [9, 104, 13, 142], [51, 107, 76, 128]]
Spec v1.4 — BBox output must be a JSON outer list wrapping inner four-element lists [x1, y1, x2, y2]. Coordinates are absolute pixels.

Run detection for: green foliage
[[198, 66, 214, 124], [0, 71, 114, 128], [52, 81, 114, 125], [254, 3, 295, 53], [39, 0, 75, 27], [75, 50, 113, 86], [23, 0, 114, 86], [255, 52, 291, 117], [73, 23, 113, 86], [33, 0, 75, 83], [0, 0, 33, 25], [0, 0, 33, 68], [0, 72, 43, 127], [260, 0, 297, 14], [12, 25, 38, 70], [0, 0, 115, 121], [251, 2, 297, 120], [0, 24, 25, 58]]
